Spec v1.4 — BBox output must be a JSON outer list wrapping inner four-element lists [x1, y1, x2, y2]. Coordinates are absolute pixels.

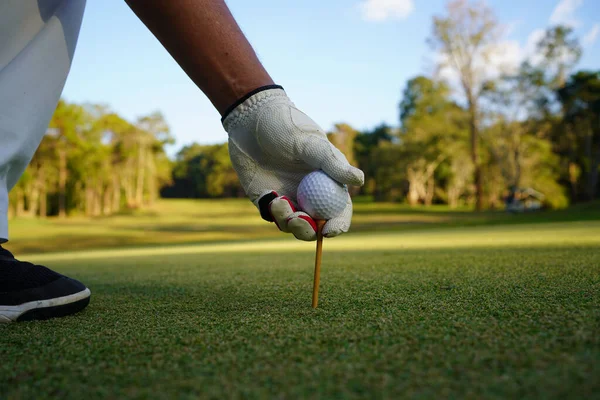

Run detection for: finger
[[287, 212, 317, 241], [268, 195, 298, 232], [257, 191, 279, 222], [322, 194, 353, 238], [299, 135, 364, 186]]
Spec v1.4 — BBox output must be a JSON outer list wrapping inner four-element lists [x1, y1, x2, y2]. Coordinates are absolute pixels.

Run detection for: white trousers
[[0, 0, 86, 242]]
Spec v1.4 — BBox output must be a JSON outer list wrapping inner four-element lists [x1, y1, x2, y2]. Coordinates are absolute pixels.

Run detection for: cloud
[[359, 0, 415, 22], [523, 29, 546, 65], [549, 0, 583, 27], [434, 29, 548, 91], [583, 23, 600, 46]]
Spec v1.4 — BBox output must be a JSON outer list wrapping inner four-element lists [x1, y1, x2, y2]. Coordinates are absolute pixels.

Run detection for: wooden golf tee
[[312, 219, 326, 308]]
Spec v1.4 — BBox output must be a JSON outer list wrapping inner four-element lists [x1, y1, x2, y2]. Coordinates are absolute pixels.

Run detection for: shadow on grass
[[8, 203, 600, 256], [2, 245, 598, 399]]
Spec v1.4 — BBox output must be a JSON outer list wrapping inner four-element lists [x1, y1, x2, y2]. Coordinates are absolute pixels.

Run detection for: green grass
[[6, 199, 600, 255], [1, 202, 599, 398]]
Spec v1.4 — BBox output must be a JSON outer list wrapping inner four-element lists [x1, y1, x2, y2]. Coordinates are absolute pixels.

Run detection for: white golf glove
[[222, 86, 364, 241]]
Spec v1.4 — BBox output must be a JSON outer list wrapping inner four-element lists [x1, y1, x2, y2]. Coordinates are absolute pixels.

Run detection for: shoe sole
[[0, 288, 91, 323]]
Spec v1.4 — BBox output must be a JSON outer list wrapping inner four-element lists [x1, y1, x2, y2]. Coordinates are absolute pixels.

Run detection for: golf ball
[[297, 170, 348, 220]]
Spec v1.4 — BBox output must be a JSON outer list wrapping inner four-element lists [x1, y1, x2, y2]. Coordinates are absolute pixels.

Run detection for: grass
[[6, 199, 600, 254], [1, 201, 599, 398]]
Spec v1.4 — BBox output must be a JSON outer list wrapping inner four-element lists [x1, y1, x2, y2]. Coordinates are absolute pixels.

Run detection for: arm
[[125, 0, 273, 115], [126, 0, 364, 240]]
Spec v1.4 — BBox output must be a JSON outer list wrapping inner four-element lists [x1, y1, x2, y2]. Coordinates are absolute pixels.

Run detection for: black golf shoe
[[0, 245, 90, 323]]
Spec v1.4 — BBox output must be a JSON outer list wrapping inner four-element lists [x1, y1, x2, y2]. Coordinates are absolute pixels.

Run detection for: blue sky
[[62, 0, 600, 154]]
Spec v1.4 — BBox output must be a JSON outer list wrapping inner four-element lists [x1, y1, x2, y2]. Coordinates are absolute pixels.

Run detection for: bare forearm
[[125, 0, 274, 115]]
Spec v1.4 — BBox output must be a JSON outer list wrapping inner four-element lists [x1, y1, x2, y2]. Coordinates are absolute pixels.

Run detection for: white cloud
[[549, 0, 583, 27], [359, 0, 415, 22], [436, 41, 521, 88], [583, 23, 600, 46], [523, 29, 546, 65], [434, 29, 547, 91], [487, 40, 523, 75]]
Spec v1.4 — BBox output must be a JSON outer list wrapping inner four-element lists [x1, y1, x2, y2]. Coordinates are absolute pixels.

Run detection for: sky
[[62, 0, 600, 155]]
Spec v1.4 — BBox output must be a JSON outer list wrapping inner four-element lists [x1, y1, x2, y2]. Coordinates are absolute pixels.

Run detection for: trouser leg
[[0, 0, 86, 242]]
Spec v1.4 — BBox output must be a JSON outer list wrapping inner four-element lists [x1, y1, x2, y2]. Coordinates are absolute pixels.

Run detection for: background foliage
[[9, 1, 600, 218]]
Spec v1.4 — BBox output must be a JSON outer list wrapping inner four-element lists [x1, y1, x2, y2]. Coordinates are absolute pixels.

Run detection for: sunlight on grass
[[25, 221, 600, 263], [8, 199, 600, 255], [3, 201, 599, 399]]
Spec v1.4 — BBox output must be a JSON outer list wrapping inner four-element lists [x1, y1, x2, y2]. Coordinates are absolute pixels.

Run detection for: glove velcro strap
[[221, 84, 284, 122], [257, 191, 279, 222]]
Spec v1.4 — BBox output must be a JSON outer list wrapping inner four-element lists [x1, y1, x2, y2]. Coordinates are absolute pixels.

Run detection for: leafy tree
[[135, 112, 174, 206], [370, 142, 406, 201], [46, 100, 90, 217], [162, 143, 242, 199], [327, 123, 359, 167], [354, 124, 394, 197], [557, 71, 600, 200], [9, 100, 173, 218], [537, 25, 582, 89], [429, 0, 500, 210], [400, 76, 470, 206]]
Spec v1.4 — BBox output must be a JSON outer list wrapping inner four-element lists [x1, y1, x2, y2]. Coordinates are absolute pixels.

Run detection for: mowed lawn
[[5, 198, 599, 254], [1, 201, 599, 399]]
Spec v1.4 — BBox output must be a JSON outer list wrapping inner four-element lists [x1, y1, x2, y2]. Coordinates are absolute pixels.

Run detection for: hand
[[222, 86, 364, 241]]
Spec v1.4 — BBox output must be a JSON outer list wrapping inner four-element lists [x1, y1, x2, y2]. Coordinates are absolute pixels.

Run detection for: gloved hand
[[222, 85, 364, 241]]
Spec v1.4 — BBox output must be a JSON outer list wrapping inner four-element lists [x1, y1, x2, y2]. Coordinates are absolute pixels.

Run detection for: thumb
[[299, 135, 364, 186]]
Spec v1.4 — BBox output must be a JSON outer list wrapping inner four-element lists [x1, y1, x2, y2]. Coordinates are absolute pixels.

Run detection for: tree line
[[8, 100, 173, 218], [9, 0, 599, 217], [165, 1, 599, 210]]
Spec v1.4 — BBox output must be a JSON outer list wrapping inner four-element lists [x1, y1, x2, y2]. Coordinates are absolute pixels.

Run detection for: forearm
[[125, 0, 274, 115]]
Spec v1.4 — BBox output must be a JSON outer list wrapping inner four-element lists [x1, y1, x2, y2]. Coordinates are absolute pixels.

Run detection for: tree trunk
[[15, 189, 25, 217], [425, 175, 435, 206], [93, 186, 102, 216], [513, 136, 522, 188], [135, 142, 146, 207], [103, 183, 112, 215], [448, 186, 459, 208], [586, 122, 599, 200], [112, 174, 121, 212], [407, 168, 420, 206], [467, 93, 483, 211], [147, 153, 156, 206], [589, 141, 600, 201], [29, 185, 39, 217], [32, 168, 45, 217], [568, 162, 579, 201], [39, 183, 47, 218], [124, 158, 135, 207], [58, 148, 67, 218], [85, 184, 93, 217]]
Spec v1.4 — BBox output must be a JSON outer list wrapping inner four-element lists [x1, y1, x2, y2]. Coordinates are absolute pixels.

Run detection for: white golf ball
[[297, 170, 348, 220]]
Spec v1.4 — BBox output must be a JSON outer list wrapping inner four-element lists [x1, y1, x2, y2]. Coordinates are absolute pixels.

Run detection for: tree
[[537, 26, 582, 89], [162, 143, 242, 199], [399, 76, 470, 206], [90, 109, 136, 214], [327, 123, 359, 167], [354, 124, 394, 198], [9, 100, 173, 219], [47, 100, 89, 217], [429, 0, 500, 210], [370, 143, 406, 202], [135, 112, 174, 206], [483, 63, 546, 187], [557, 71, 600, 200], [533, 26, 585, 201]]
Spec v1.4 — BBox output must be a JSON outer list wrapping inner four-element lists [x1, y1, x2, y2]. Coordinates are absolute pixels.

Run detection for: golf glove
[[222, 86, 364, 241]]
